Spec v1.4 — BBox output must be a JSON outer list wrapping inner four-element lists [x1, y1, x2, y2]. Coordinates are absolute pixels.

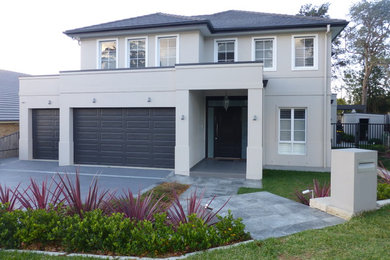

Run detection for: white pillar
[[246, 88, 263, 180], [175, 90, 190, 175], [58, 107, 73, 166], [19, 107, 32, 160]]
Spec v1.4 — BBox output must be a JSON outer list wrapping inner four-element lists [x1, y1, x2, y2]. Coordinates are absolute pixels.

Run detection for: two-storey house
[[19, 10, 348, 180]]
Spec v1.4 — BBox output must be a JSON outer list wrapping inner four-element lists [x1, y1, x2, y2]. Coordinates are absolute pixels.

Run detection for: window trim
[[96, 38, 119, 69], [251, 36, 277, 71], [291, 34, 318, 71], [155, 34, 179, 67], [213, 38, 238, 63], [278, 107, 307, 155], [125, 36, 148, 68]]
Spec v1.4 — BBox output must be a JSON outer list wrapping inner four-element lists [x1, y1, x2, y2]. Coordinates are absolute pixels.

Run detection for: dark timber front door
[[214, 107, 242, 158]]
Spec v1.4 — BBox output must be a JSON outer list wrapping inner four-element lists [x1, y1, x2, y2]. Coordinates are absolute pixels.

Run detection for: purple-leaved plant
[[167, 189, 230, 226], [0, 183, 21, 211], [110, 190, 163, 221], [17, 177, 64, 210]]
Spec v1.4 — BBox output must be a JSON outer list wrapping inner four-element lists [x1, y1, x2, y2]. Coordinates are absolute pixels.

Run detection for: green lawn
[[238, 169, 330, 201], [0, 251, 101, 259], [187, 204, 390, 260]]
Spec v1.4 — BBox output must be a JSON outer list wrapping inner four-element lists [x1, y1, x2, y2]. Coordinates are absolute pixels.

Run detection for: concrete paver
[[169, 174, 345, 240]]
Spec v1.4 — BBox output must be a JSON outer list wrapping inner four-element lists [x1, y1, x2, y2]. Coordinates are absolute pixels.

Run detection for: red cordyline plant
[[295, 179, 330, 206], [57, 170, 110, 217], [0, 183, 21, 211], [378, 161, 390, 185], [17, 177, 64, 210], [109, 190, 164, 221], [168, 189, 230, 227]]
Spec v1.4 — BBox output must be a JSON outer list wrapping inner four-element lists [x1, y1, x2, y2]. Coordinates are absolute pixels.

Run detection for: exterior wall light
[[181, 115, 185, 120], [92, 98, 96, 103], [147, 97, 152, 102], [48, 100, 52, 105], [253, 115, 257, 121]]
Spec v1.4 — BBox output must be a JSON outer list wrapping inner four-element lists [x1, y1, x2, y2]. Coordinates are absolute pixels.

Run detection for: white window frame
[[291, 34, 318, 71], [214, 38, 238, 63], [251, 36, 277, 71], [125, 36, 148, 68], [96, 38, 119, 69], [278, 108, 307, 155], [155, 34, 179, 67]]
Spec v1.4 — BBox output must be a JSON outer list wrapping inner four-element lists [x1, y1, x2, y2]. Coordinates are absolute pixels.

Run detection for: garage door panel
[[126, 133, 151, 140], [125, 145, 150, 152], [125, 109, 149, 116], [32, 109, 59, 160], [126, 121, 150, 128], [74, 108, 175, 168]]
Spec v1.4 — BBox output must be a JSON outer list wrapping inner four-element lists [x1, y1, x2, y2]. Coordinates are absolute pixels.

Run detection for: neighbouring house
[[0, 70, 28, 137], [19, 10, 348, 180], [341, 112, 390, 143]]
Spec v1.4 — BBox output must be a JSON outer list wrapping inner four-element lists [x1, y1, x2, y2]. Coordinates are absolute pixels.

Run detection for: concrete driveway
[[0, 157, 172, 196]]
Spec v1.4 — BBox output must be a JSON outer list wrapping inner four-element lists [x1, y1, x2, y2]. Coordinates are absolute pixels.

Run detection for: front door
[[214, 107, 242, 158]]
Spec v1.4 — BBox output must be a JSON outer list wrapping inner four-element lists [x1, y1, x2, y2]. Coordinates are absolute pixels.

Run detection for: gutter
[[324, 24, 331, 168]]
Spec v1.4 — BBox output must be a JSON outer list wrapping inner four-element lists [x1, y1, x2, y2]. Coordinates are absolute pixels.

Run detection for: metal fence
[[0, 131, 19, 159], [331, 123, 390, 149]]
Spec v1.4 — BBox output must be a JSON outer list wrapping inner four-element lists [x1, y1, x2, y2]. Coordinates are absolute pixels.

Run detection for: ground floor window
[[279, 108, 306, 155]]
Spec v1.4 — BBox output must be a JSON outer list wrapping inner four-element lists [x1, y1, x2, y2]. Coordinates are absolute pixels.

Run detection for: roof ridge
[[212, 9, 346, 22], [157, 12, 207, 22]]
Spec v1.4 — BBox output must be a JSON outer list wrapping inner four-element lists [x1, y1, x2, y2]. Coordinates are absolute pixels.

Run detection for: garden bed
[[0, 172, 250, 257]]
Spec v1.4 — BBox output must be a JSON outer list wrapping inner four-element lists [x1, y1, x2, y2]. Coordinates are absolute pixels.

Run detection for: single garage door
[[74, 108, 175, 168], [32, 109, 59, 160]]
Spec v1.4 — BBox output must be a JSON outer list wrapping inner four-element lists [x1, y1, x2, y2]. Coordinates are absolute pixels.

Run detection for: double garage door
[[32, 108, 175, 168]]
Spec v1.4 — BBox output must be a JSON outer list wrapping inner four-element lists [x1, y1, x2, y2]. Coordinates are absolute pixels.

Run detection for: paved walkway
[[167, 175, 345, 240]]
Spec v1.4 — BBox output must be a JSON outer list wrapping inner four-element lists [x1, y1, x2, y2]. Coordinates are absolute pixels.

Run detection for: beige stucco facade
[[19, 24, 335, 179]]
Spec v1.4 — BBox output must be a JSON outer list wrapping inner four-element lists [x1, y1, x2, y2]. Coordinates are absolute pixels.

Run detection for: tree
[[346, 0, 390, 112], [344, 65, 390, 113], [297, 3, 330, 18]]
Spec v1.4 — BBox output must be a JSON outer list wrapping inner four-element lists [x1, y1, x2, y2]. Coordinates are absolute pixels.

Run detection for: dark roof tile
[[65, 10, 348, 36]]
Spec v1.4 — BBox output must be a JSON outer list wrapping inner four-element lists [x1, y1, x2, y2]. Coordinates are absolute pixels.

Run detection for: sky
[[0, 0, 358, 75]]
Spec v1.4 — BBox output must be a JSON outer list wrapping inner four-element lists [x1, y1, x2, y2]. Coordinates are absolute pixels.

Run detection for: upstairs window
[[292, 35, 318, 70], [279, 108, 306, 155], [158, 36, 177, 67], [253, 37, 276, 71], [98, 40, 117, 69], [128, 38, 146, 68], [215, 40, 236, 63]]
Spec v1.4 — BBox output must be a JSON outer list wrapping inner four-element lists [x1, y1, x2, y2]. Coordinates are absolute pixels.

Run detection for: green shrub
[[15, 209, 64, 248], [215, 210, 250, 242], [342, 133, 355, 143], [0, 207, 249, 257], [0, 204, 21, 248], [368, 138, 383, 145], [360, 144, 387, 153], [377, 183, 390, 200]]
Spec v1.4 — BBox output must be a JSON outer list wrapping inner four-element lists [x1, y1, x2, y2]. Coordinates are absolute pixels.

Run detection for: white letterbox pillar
[[311, 148, 378, 219], [331, 148, 377, 215]]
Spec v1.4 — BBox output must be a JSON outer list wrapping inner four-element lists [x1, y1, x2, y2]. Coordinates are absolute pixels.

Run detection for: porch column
[[19, 107, 32, 160], [175, 90, 190, 175], [58, 107, 73, 166], [246, 88, 263, 180]]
